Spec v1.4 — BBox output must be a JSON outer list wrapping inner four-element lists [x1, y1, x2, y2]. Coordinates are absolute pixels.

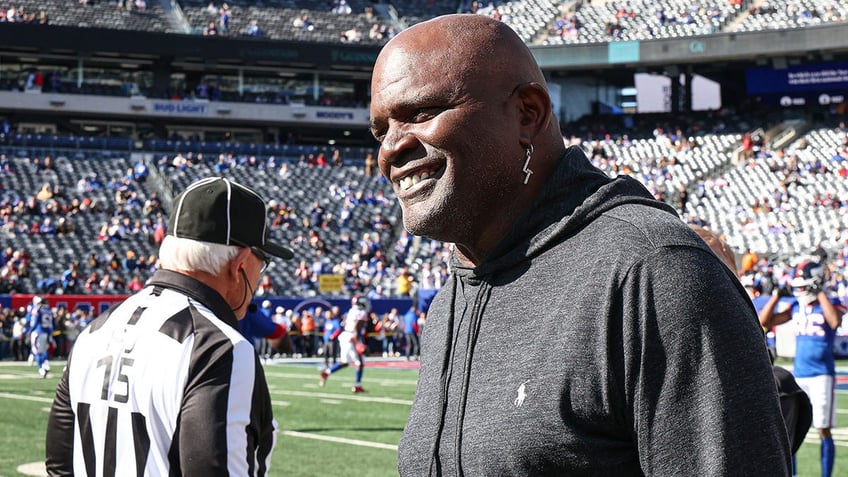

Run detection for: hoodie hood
[[468, 145, 678, 277]]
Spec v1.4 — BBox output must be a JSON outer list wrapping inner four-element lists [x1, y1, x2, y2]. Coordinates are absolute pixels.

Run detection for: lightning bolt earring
[[522, 144, 534, 185]]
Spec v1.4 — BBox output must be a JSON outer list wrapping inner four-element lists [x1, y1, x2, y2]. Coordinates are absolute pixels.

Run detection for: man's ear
[[514, 82, 552, 146], [230, 247, 251, 278]]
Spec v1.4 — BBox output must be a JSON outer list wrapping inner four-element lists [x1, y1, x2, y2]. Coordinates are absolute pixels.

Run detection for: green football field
[[0, 359, 415, 477], [1, 359, 846, 476]]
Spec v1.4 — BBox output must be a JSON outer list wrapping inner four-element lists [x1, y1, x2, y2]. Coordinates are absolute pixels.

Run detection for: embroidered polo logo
[[514, 380, 529, 407]]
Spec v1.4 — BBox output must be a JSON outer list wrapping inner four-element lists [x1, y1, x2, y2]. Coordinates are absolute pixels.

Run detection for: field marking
[[0, 374, 32, 379], [0, 392, 54, 404], [16, 462, 46, 477], [0, 386, 411, 408], [282, 430, 398, 451], [803, 437, 848, 447], [271, 389, 412, 405], [263, 371, 419, 386], [803, 427, 848, 447]]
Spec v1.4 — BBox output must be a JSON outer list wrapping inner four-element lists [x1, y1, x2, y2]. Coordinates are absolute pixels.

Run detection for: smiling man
[[370, 14, 792, 476]]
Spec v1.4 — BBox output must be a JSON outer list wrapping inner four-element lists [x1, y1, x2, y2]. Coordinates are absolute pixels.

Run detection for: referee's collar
[[146, 269, 239, 330]]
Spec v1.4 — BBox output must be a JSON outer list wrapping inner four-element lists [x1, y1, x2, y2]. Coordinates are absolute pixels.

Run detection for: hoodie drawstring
[[427, 276, 492, 476]]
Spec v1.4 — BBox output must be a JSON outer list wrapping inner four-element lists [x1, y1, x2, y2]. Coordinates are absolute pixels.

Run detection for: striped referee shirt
[[46, 270, 277, 476]]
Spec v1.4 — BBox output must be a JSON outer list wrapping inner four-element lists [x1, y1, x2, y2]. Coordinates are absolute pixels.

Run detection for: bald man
[[371, 14, 791, 476]]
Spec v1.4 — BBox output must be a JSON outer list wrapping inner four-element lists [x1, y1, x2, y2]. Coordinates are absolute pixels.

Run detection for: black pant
[[323, 340, 337, 367], [404, 332, 420, 358]]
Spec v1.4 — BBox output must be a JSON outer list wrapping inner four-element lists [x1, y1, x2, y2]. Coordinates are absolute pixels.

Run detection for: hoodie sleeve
[[621, 245, 791, 476]]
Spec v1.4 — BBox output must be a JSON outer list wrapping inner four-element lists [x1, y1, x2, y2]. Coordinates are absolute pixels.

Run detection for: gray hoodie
[[398, 147, 791, 476]]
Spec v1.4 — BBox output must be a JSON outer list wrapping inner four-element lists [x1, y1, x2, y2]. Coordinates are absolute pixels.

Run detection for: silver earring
[[522, 144, 534, 185]]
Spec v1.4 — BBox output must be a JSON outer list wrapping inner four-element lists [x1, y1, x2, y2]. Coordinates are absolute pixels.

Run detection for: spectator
[[247, 20, 263, 37], [322, 306, 341, 366], [127, 274, 144, 292], [257, 274, 275, 296], [203, 21, 218, 36], [331, 0, 351, 15], [219, 5, 229, 33], [299, 309, 316, 357], [402, 306, 419, 360], [364, 152, 377, 176]]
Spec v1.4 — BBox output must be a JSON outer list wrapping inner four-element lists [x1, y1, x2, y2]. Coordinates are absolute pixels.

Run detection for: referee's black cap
[[167, 177, 294, 260]]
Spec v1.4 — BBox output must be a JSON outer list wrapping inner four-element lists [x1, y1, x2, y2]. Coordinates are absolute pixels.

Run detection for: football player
[[26, 295, 54, 378], [319, 296, 370, 392], [760, 258, 845, 477]]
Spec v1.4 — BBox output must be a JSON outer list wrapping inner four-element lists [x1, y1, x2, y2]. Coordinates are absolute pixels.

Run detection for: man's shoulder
[[563, 204, 703, 264], [594, 204, 705, 252]]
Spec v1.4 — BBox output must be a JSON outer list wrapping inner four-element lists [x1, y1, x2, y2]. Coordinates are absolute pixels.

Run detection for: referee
[[46, 177, 293, 476]]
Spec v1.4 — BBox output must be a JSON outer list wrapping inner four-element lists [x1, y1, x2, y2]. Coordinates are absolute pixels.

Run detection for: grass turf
[[1, 359, 846, 476]]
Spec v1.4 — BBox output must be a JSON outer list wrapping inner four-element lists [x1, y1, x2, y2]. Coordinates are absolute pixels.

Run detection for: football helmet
[[790, 259, 824, 306], [351, 295, 370, 311]]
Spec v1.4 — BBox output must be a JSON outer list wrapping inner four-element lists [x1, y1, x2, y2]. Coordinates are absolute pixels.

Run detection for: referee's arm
[[45, 356, 75, 476], [177, 339, 275, 476]]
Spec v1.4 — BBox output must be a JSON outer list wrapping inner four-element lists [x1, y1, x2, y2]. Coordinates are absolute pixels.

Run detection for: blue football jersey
[[792, 299, 840, 378], [28, 306, 55, 335]]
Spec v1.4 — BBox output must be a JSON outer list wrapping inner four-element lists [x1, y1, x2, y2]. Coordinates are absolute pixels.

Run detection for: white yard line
[[281, 430, 397, 451], [0, 387, 412, 407], [0, 392, 54, 404], [803, 427, 848, 447], [263, 370, 419, 386], [803, 438, 848, 447]]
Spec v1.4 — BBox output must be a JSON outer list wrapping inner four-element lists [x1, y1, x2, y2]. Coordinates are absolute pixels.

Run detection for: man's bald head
[[379, 14, 547, 92]]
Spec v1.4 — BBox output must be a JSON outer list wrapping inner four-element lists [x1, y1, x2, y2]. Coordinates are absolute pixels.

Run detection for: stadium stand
[[0, 150, 160, 292], [732, 0, 848, 33], [3, 115, 846, 299], [389, 0, 458, 28], [178, 0, 393, 43], [684, 124, 848, 260], [0, 0, 845, 307], [2, 0, 847, 46], [0, 0, 170, 32], [0, 139, 429, 298], [542, 0, 750, 45], [588, 131, 740, 203]]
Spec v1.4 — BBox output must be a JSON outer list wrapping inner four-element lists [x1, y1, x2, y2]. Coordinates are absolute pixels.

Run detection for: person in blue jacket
[[402, 306, 420, 361], [322, 306, 342, 368], [240, 300, 288, 358]]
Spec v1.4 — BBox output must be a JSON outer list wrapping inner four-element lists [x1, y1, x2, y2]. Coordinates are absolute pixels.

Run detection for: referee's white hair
[[158, 235, 240, 275]]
